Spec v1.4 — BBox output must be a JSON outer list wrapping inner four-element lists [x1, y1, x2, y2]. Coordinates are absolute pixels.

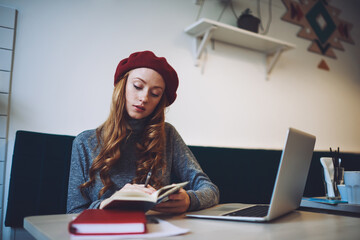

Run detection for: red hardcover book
[[68, 209, 146, 235]]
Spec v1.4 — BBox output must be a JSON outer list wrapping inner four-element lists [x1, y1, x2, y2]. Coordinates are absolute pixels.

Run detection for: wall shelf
[[184, 18, 296, 77]]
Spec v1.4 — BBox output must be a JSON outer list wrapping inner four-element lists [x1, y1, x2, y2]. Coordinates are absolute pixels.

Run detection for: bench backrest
[[5, 131, 75, 227], [5, 131, 360, 227], [190, 146, 360, 204]]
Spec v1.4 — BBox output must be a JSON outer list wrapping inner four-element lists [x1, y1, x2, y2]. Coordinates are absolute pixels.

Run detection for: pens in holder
[[144, 167, 153, 188], [329, 147, 344, 198]]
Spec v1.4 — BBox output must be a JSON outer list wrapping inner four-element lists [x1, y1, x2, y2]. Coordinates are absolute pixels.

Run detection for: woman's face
[[125, 68, 165, 119]]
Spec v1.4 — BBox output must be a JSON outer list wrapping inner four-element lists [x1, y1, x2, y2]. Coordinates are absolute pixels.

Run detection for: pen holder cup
[[344, 171, 360, 204], [321, 164, 342, 200], [337, 184, 347, 201]]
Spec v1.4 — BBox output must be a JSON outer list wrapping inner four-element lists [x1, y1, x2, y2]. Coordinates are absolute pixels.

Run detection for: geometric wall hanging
[[281, 0, 354, 70], [318, 59, 330, 71]]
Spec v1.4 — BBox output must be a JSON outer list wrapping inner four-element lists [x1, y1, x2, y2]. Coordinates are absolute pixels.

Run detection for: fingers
[[145, 184, 157, 192], [168, 191, 185, 200], [153, 189, 190, 213]]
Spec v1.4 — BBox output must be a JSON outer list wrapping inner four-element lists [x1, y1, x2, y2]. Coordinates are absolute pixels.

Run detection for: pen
[[144, 167, 153, 188]]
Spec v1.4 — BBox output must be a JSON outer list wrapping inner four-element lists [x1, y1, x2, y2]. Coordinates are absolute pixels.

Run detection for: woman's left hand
[[153, 188, 190, 213]]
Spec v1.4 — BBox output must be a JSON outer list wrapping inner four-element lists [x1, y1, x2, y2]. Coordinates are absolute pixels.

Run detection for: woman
[[67, 50, 219, 214]]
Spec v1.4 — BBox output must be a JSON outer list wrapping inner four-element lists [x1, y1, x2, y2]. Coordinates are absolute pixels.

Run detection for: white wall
[[1, 0, 359, 150], [1, 0, 360, 238]]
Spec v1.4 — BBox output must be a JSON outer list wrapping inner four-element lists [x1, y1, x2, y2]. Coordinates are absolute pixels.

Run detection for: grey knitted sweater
[[66, 120, 219, 213]]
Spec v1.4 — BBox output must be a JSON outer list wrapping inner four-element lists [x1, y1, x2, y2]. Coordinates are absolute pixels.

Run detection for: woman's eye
[[133, 84, 141, 90], [151, 90, 163, 97]]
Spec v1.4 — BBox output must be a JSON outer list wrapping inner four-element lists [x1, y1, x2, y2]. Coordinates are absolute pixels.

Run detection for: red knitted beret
[[114, 51, 179, 106]]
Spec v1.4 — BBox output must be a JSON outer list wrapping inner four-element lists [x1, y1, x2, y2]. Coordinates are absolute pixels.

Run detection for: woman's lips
[[134, 105, 145, 112]]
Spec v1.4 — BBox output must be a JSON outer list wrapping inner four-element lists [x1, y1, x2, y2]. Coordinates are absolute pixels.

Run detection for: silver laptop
[[186, 128, 316, 222]]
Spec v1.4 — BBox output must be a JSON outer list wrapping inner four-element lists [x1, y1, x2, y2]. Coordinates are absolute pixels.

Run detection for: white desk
[[24, 209, 360, 240]]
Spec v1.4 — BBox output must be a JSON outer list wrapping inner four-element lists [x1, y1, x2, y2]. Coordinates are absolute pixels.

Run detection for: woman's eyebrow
[[132, 77, 145, 83], [152, 86, 164, 90]]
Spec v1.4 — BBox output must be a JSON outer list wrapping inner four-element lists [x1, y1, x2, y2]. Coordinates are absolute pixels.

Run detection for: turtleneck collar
[[127, 117, 147, 134]]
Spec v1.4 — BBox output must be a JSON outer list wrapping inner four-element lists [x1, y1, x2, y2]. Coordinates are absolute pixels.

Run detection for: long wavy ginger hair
[[80, 73, 167, 198]]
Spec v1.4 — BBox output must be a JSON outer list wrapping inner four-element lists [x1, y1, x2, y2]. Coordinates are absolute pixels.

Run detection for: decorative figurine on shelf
[[237, 8, 260, 33]]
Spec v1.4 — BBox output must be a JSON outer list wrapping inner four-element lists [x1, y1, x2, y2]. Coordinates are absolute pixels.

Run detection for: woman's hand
[[99, 183, 156, 209], [153, 188, 190, 213]]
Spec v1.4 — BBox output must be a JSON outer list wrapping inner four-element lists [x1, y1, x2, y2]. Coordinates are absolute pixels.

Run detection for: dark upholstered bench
[[5, 131, 360, 228], [190, 146, 360, 204], [5, 131, 74, 228]]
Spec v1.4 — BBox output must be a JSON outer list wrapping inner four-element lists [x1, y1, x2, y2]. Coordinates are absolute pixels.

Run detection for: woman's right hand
[[99, 183, 156, 209]]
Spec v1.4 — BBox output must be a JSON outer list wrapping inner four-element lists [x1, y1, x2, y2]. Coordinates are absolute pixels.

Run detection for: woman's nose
[[139, 91, 149, 103]]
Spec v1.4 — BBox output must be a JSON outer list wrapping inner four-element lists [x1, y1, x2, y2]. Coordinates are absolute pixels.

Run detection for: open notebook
[[186, 128, 316, 222]]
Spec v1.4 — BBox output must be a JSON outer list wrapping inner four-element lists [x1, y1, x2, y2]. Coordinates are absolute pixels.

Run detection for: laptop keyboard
[[224, 205, 269, 217]]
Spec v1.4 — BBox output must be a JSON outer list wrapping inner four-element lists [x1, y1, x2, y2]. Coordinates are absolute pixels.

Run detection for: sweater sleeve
[[166, 123, 220, 211], [66, 130, 102, 213]]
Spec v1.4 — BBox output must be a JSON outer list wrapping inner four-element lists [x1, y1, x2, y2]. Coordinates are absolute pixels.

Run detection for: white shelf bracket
[[193, 26, 217, 66], [185, 19, 295, 77], [266, 46, 286, 79]]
